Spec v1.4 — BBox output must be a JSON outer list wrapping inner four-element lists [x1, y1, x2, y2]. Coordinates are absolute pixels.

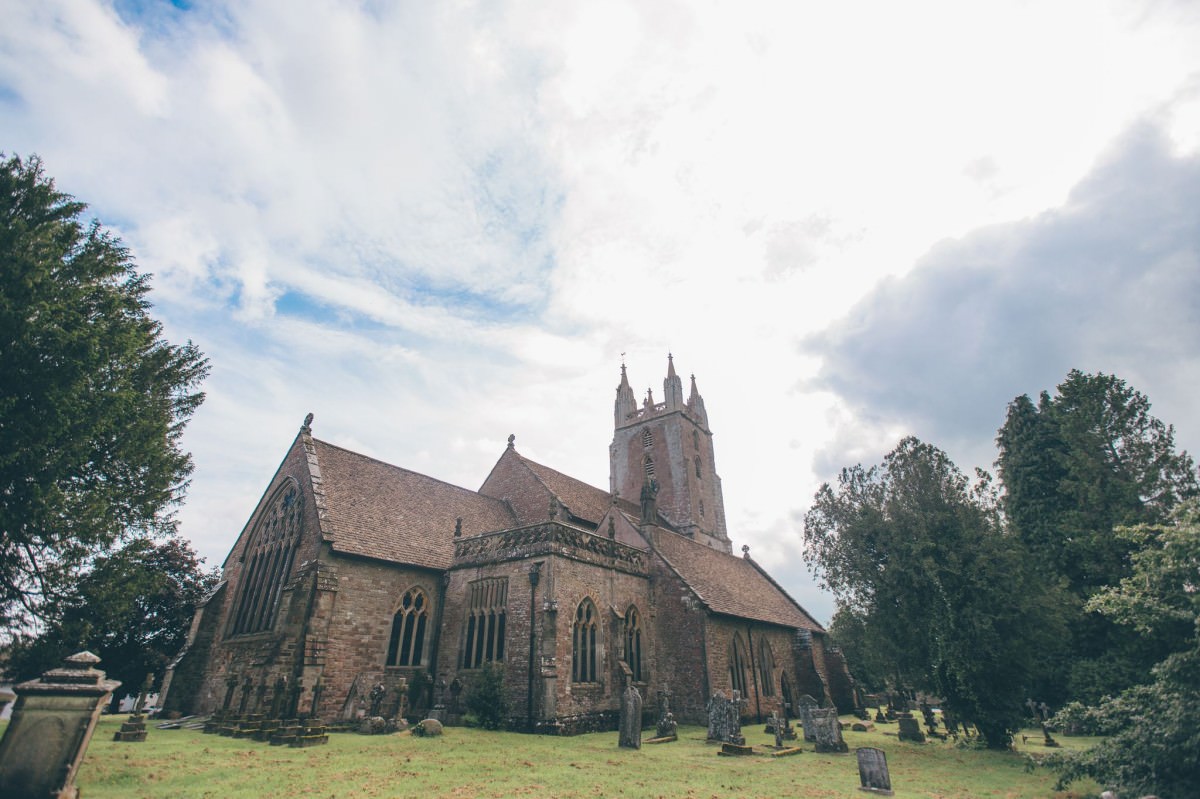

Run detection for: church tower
[[610, 355, 730, 552]]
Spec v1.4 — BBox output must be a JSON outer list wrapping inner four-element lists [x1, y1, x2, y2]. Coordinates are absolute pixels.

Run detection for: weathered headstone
[[652, 686, 677, 742], [856, 747, 894, 795], [812, 707, 848, 753], [797, 694, 819, 742], [706, 690, 728, 741], [897, 712, 926, 743], [727, 690, 746, 746], [618, 684, 642, 749], [0, 651, 121, 799]]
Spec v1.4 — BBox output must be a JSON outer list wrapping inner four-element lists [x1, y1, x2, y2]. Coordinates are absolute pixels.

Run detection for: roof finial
[[742, 544, 750, 559], [302, 412, 314, 431], [507, 433, 516, 449]]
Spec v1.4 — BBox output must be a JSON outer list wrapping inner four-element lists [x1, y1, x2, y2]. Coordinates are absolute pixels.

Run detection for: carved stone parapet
[[453, 522, 648, 575]]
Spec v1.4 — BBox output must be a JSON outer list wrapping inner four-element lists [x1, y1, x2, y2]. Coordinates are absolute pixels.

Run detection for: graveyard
[[0, 714, 1102, 798]]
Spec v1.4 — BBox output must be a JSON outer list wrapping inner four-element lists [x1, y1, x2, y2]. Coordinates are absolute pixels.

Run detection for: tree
[[0, 154, 208, 630], [996, 370, 1198, 702], [1049, 503, 1200, 798], [804, 437, 1064, 748], [465, 660, 510, 730], [4, 536, 218, 707]]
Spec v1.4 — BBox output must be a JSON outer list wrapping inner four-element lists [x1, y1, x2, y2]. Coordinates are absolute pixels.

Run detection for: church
[[162, 356, 855, 731]]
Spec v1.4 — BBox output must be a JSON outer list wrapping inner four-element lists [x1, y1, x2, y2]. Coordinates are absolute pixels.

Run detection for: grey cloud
[[806, 120, 1200, 472]]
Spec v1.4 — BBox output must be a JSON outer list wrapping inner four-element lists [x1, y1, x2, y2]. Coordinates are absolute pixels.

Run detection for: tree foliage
[[1049, 503, 1200, 798], [4, 536, 218, 705], [804, 437, 1064, 748], [0, 154, 209, 629], [465, 660, 510, 730], [996, 370, 1198, 702]]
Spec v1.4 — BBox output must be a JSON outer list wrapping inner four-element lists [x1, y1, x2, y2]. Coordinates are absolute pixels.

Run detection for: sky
[[3, 0, 1199, 625]]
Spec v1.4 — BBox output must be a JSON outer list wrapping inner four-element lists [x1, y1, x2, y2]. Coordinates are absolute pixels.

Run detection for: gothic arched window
[[624, 606, 643, 682], [694, 456, 702, 479], [758, 638, 775, 696], [693, 430, 699, 450], [387, 587, 430, 667], [643, 455, 655, 480], [462, 578, 507, 669], [229, 480, 302, 636], [729, 633, 749, 696], [642, 428, 654, 448], [573, 598, 599, 682]]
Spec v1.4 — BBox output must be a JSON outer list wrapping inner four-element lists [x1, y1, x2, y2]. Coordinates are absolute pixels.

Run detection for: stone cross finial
[[742, 544, 750, 558]]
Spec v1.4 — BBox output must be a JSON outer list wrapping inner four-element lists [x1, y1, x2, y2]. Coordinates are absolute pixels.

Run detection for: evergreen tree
[[804, 437, 1064, 748], [0, 154, 208, 631], [996, 370, 1198, 702]]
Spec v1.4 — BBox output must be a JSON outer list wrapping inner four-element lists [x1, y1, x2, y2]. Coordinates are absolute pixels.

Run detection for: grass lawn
[[3, 716, 1102, 798]]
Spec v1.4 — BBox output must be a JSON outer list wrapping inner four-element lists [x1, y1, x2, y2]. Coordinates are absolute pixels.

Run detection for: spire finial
[[667, 352, 677, 378]]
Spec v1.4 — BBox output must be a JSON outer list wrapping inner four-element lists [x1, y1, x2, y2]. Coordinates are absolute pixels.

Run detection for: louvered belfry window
[[387, 587, 430, 667], [230, 482, 302, 635], [462, 578, 507, 668]]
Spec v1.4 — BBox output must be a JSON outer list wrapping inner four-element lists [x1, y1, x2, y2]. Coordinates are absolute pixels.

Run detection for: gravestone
[[897, 712, 926, 743], [727, 690, 746, 746], [812, 707, 848, 753], [652, 687, 677, 741], [0, 651, 121, 799], [618, 684, 642, 749], [706, 690, 728, 741], [856, 747, 894, 795], [796, 694, 819, 742], [113, 674, 153, 742]]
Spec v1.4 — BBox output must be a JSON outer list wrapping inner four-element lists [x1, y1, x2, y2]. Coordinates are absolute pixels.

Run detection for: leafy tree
[[0, 154, 208, 630], [804, 437, 1064, 748], [4, 536, 218, 707], [996, 371, 1198, 702], [1049, 503, 1200, 798], [465, 660, 510, 730]]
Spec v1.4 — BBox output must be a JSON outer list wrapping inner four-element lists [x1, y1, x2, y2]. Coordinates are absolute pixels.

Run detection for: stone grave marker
[[618, 683, 642, 749], [0, 651, 121, 799], [897, 711, 926, 743], [812, 707, 848, 753], [796, 694, 819, 742], [856, 747, 894, 795]]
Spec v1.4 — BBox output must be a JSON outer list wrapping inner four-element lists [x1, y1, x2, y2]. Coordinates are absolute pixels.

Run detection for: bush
[[465, 661, 509, 730]]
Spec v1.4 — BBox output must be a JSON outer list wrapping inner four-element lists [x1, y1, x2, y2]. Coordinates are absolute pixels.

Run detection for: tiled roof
[[651, 531, 823, 632], [513, 453, 614, 526], [314, 440, 517, 570]]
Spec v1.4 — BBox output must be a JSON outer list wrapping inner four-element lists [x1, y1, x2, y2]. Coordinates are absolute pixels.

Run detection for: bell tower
[[610, 355, 730, 552]]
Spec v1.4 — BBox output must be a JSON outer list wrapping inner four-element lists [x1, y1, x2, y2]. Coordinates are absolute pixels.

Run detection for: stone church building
[[163, 357, 855, 731]]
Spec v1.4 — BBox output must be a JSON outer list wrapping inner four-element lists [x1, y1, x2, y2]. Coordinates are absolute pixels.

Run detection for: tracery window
[[387, 587, 430, 667], [229, 481, 302, 636], [624, 606, 644, 682], [729, 633, 749, 696], [642, 428, 654, 448], [462, 578, 507, 669], [643, 455, 655, 480], [758, 638, 775, 696], [573, 598, 599, 682]]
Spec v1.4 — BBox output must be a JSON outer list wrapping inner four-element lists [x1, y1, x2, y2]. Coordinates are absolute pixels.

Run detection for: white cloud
[[5, 0, 1200, 625]]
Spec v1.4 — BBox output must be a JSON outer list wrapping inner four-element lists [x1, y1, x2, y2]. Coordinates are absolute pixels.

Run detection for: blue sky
[[3, 0, 1200, 624]]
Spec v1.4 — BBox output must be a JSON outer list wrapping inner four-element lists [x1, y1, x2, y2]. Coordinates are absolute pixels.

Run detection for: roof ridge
[[514, 450, 609, 495]]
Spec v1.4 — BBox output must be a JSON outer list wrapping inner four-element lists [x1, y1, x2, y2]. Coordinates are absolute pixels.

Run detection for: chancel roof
[[314, 439, 517, 570], [650, 531, 824, 632]]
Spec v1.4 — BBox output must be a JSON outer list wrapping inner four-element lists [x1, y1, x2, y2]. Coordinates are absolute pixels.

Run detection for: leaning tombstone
[[618, 683, 643, 749], [706, 690, 728, 741], [796, 694, 819, 741], [0, 651, 121, 799], [812, 707, 849, 753], [856, 747, 894, 795]]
